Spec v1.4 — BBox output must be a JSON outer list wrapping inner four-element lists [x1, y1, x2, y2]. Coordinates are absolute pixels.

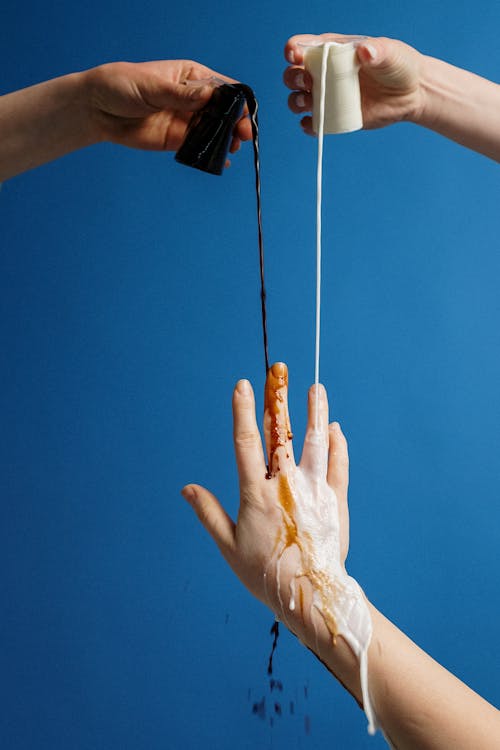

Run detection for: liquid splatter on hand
[[182, 363, 376, 733]]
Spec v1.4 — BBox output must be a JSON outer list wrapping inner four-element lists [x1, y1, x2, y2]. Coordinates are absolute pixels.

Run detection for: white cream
[[272, 422, 377, 736], [270, 42, 375, 737]]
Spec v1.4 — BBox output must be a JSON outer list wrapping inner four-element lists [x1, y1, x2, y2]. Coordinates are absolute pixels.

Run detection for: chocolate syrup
[[241, 85, 280, 681], [304, 715, 311, 735], [252, 696, 266, 720], [267, 619, 280, 675], [177, 82, 278, 713], [176, 83, 270, 374], [236, 85, 270, 376]]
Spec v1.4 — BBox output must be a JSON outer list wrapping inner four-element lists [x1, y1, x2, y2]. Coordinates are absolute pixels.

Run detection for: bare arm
[[366, 605, 500, 749], [0, 60, 252, 181], [312, 597, 500, 749], [0, 73, 94, 181], [183, 364, 500, 749], [418, 53, 500, 161], [284, 34, 500, 162]]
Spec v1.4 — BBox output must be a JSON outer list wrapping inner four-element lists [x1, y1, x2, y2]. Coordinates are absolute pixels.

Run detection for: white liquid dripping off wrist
[[312, 43, 376, 734]]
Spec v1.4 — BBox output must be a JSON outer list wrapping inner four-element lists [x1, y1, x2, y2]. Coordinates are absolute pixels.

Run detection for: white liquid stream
[[307, 43, 376, 734]]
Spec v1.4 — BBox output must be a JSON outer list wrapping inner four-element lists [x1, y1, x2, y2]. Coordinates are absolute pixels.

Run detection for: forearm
[[368, 603, 499, 749], [296, 596, 500, 749], [416, 54, 500, 161], [0, 71, 98, 181], [282, 594, 500, 750]]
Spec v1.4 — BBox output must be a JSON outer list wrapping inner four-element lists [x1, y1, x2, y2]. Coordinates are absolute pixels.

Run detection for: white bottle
[[303, 40, 363, 135]]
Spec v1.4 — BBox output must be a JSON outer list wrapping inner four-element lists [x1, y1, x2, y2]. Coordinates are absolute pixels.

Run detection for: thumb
[[146, 79, 213, 112], [357, 38, 386, 68], [357, 37, 412, 87], [181, 484, 236, 554]]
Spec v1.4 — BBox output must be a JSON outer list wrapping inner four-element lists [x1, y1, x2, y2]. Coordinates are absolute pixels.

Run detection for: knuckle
[[234, 429, 261, 448], [240, 483, 264, 509]]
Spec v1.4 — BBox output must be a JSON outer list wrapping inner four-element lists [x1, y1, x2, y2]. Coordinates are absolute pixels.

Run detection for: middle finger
[[283, 65, 312, 92], [264, 362, 295, 477]]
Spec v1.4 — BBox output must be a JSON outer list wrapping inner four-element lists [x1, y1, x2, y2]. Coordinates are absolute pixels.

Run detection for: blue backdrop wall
[[2, 1, 499, 748]]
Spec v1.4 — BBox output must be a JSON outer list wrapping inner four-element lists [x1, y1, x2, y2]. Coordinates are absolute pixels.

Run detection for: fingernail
[[295, 72, 305, 89], [181, 485, 196, 501], [271, 362, 287, 378], [236, 378, 251, 395], [330, 422, 341, 434], [288, 50, 296, 64], [296, 93, 305, 108], [362, 43, 377, 62]]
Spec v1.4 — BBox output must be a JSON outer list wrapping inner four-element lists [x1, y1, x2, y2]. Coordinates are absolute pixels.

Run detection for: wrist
[[41, 70, 101, 151], [414, 53, 447, 130], [403, 51, 431, 126], [79, 67, 108, 146], [279, 575, 366, 706]]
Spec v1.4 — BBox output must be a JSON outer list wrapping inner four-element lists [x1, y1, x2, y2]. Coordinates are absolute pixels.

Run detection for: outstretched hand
[[181, 362, 350, 638], [283, 33, 424, 133], [86, 59, 252, 155], [182, 362, 500, 747]]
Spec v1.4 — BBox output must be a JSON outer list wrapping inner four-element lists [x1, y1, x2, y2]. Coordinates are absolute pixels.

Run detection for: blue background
[[1, 1, 499, 748]]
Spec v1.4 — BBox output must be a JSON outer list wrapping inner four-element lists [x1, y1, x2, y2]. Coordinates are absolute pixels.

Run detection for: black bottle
[[175, 84, 246, 176]]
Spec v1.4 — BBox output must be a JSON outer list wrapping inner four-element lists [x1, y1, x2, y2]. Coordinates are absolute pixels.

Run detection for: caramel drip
[[276, 473, 339, 643], [307, 568, 340, 643], [298, 584, 305, 620], [277, 474, 302, 551], [264, 364, 292, 477]]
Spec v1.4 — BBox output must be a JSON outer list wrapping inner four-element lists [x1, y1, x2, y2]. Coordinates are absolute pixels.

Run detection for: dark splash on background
[[248, 620, 311, 738]]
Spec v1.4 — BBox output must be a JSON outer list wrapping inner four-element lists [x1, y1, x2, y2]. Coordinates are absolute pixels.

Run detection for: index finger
[[183, 60, 241, 87], [233, 379, 267, 483], [284, 33, 352, 65], [234, 114, 252, 142], [183, 63, 252, 119]]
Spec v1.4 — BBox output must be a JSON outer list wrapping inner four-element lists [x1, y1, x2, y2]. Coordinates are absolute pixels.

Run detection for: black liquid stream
[[267, 620, 280, 675], [176, 83, 270, 375], [235, 86, 277, 659], [237, 85, 270, 376], [176, 82, 277, 687]]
